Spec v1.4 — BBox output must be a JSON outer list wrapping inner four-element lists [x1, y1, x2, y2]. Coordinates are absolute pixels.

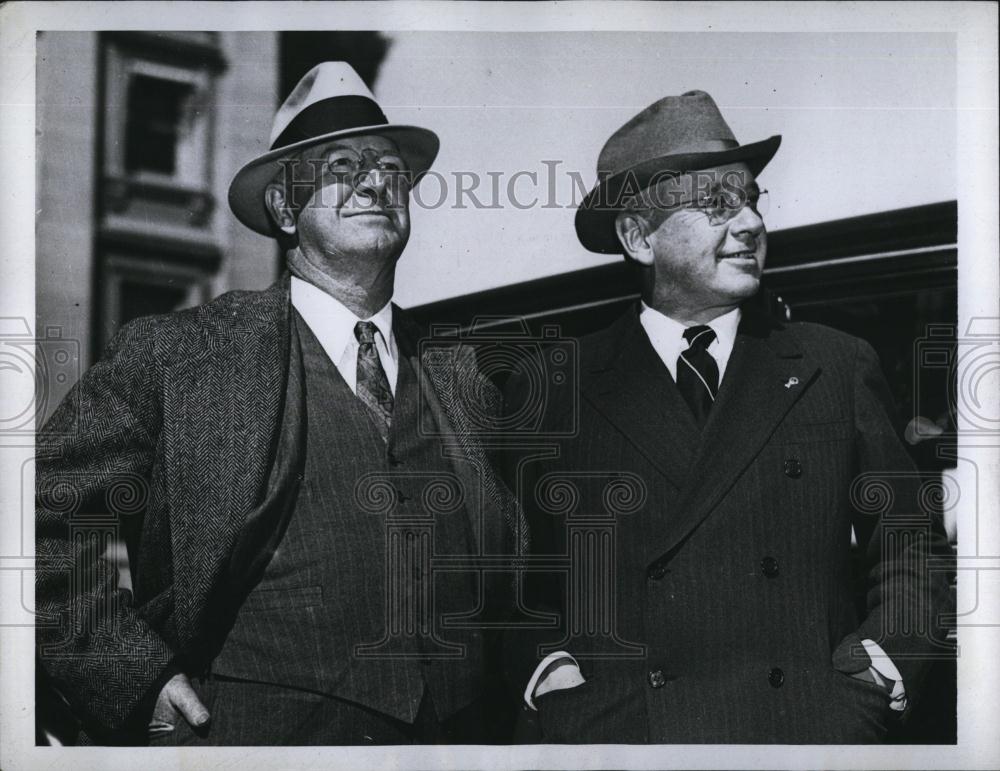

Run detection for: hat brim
[[574, 135, 782, 254], [228, 124, 440, 236]]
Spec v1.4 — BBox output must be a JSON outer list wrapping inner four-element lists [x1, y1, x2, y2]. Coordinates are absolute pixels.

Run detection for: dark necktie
[[676, 324, 719, 427], [355, 321, 393, 442]]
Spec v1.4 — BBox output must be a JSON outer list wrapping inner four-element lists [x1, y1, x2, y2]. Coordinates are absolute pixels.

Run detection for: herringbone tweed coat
[[505, 304, 953, 743], [35, 274, 523, 739]]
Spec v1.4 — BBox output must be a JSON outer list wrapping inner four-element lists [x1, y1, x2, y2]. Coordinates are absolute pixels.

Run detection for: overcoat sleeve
[[847, 337, 953, 710], [36, 315, 177, 735]]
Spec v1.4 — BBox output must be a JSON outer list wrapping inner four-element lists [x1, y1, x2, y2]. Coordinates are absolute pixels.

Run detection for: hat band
[[270, 95, 389, 151]]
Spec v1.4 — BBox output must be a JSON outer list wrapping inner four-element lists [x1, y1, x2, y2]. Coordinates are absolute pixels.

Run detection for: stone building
[[36, 31, 389, 413]]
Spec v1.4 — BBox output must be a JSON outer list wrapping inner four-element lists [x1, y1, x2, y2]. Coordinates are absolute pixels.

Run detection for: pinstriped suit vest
[[212, 311, 482, 723]]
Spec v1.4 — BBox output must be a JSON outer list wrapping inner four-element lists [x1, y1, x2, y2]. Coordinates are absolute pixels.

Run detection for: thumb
[[167, 674, 211, 728]]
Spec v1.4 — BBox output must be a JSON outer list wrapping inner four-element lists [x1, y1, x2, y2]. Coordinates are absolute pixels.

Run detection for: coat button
[[768, 667, 784, 688], [648, 669, 667, 688], [783, 458, 802, 478], [761, 556, 779, 578], [647, 563, 668, 580]]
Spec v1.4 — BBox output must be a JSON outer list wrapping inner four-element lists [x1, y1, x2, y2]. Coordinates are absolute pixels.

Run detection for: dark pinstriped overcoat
[[35, 275, 523, 739], [506, 304, 953, 743]]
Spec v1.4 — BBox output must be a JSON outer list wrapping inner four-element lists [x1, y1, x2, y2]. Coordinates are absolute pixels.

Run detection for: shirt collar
[[639, 301, 742, 367], [640, 302, 740, 342], [706, 306, 741, 352], [290, 275, 394, 360], [639, 302, 690, 351]]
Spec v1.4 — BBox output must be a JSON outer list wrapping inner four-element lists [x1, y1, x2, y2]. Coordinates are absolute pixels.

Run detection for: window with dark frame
[[123, 74, 196, 176]]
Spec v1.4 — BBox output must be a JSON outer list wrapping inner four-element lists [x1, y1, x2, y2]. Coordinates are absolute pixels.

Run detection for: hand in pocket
[[148, 673, 211, 742]]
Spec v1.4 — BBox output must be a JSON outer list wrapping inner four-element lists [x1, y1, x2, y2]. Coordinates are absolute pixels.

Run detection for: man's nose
[[729, 202, 765, 240], [353, 168, 389, 203]]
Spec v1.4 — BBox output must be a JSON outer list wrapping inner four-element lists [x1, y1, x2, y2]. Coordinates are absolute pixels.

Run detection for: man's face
[[639, 162, 766, 315], [286, 134, 411, 262]]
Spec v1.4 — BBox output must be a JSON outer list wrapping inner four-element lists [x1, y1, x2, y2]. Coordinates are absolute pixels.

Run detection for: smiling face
[[287, 134, 412, 264], [616, 162, 767, 323]]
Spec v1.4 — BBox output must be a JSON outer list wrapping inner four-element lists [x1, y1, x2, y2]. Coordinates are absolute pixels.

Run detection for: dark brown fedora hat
[[575, 90, 781, 254]]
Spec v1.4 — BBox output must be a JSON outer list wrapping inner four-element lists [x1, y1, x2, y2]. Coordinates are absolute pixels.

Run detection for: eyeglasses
[[321, 148, 410, 186], [678, 188, 769, 226], [631, 188, 769, 226]]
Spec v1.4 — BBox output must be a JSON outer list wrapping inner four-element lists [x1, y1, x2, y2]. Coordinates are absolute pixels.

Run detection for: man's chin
[[350, 233, 408, 264], [718, 276, 761, 303], [339, 221, 405, 247]]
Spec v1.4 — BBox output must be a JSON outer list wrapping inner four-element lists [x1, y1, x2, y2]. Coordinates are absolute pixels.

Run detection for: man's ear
[[615, 211, 654, 266], [264, 183, 297, 235]]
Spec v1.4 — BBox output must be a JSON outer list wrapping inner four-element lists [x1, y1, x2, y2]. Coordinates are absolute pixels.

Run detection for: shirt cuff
[[524, 651, 580, 711], [861, 638, 907, 709]]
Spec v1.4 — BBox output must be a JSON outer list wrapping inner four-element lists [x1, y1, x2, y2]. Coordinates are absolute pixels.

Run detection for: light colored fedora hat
[[228, 61, 439, 236], [575, 90, 781, 254]]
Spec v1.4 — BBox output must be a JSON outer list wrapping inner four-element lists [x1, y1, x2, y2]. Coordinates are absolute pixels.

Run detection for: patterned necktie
[[354, 321, 393, 442], [676, 324, 719, 427]]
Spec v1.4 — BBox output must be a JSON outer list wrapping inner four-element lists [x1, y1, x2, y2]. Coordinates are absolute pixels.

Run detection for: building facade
[[37, 31, 281, 414]]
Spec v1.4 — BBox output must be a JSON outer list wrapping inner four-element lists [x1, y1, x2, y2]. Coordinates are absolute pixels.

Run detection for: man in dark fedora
[[505, 91, 952, 742], [36, 61, 522, 745]]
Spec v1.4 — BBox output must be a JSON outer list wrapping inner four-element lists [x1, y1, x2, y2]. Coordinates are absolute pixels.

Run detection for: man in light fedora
[[505, 91, 952, 742], [36, 61, 522, 745]]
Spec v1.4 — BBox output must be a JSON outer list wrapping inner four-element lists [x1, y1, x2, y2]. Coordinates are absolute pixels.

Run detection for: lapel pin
[[784, 376, 800, 389]]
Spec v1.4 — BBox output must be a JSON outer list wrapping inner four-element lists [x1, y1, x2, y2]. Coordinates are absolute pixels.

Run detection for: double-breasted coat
[[505, 305, 952, 743]]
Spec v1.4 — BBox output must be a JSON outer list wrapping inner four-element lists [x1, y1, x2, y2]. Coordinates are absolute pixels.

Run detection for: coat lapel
[[581, 308, 700, 491], [394, 309, 525, 559], [644, 311, 820, 564], [166, 275, 292, 646]]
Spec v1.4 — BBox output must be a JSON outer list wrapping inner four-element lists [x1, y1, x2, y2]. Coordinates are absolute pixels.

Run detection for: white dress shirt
[[638, 302, 742, 384], [290, 275, 399, 395]]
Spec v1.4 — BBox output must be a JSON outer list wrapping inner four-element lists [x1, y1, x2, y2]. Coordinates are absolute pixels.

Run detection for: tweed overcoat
[[35, 275, 523, 738], [506, 304, 953, 743]]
